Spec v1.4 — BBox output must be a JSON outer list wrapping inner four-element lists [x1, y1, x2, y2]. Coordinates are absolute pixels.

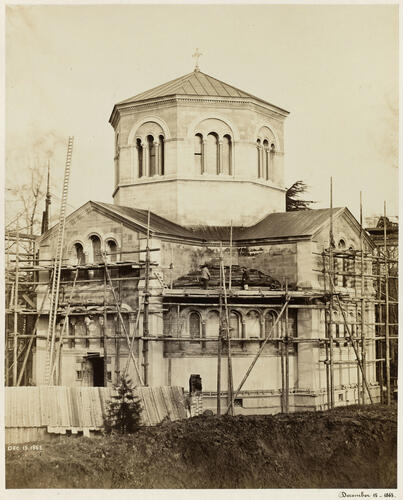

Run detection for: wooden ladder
[[45, 137, 74, 385]]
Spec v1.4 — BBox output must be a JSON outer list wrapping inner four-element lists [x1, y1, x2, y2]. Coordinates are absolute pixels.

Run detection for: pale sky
[[5, 4, 399, 223]]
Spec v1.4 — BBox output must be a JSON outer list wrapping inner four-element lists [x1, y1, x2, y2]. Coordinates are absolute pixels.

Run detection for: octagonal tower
[[109, 69, 289, 227]]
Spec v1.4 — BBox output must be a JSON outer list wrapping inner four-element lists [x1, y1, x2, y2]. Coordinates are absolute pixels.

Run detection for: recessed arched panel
[[265, 310, 278, 338], [189, 311, 201, 340], [206, 310, 220, 337], [246, 310, 260, 338], [256, 124, 279, 149], [195, 118, 233, 139], [188, 114, 239, 141], [229, 311, 241, 338], [128, 117, 170, 144]]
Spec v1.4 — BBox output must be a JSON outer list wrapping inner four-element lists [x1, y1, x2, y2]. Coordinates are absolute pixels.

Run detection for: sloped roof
[[93, 202, 198, 240], [118, 70, 275, 106], [95, 203, 346, 242], [235, 208, 345, 241], [40, 201, 362, 246]]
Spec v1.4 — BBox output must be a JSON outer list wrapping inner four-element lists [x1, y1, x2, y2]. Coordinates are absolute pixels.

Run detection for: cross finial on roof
[[192, 48, 202, 72]]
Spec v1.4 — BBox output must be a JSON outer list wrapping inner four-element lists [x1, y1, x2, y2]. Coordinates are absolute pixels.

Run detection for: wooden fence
[[5, 385, 188, 444]]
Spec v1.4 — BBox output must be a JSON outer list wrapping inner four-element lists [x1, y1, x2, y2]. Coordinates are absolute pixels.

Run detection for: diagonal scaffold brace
[[102, 252, 144, 386], [224, 296, 290, 415]]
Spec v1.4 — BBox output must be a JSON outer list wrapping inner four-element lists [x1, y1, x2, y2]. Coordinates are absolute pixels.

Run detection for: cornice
[[110, 94, 289, 128], [113, 176, 287, 192]]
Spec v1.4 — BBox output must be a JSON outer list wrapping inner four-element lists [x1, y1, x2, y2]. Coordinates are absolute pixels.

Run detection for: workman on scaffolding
[[241, 267, 250, 290], [200, 264, 211, 289]]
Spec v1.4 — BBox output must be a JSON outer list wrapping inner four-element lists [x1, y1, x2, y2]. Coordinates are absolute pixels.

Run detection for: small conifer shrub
[[104, 375, 142, 434]]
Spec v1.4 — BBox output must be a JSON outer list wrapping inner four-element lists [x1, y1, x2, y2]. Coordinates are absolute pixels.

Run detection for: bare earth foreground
[[6, 404, 396, 489]]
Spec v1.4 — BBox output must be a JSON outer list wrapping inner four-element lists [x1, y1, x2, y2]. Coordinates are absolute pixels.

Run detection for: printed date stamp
[[338, 492, 396, 498], [7, 444, 43, 451]]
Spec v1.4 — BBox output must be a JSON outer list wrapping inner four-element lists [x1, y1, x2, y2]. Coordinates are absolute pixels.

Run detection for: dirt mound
[[6, 404, 397, 489]]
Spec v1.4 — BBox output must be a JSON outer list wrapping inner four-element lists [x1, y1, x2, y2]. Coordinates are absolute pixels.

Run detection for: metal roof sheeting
[[95, 202, 345, 243], [118, 71, 264, 104], [94, 202, 198, 240], [235, 208, 345, 241]]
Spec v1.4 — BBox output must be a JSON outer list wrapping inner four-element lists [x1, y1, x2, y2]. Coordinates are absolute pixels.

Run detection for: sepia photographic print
[[2, 2, 399, 498]]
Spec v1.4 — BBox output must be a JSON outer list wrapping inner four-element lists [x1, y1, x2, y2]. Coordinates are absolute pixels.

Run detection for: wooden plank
[[153, 387, 167, 422], [29, 388, 39, 427], [95, 388, 104, 427], [145, 389, 159, 425], [148, 389, 160, 425], [161, 386, 176, 421], [137, 388, 152, 426], [62, 387, 70, 427], [69, 387, 78, 427]]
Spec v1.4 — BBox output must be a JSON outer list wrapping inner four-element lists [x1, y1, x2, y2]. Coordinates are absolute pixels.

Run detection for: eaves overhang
[[109, 94, 289, 128]]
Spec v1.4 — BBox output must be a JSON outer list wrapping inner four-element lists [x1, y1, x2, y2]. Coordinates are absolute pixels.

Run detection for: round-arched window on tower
[[206, 133, 219, 174], [159, 135, 165, 175], [194, 133, 203, 174], [147, 135, 156, 177], [263, 140, 269, 180], [256, 139, 262, 178], [222, 135, 232, 175], [137, 139, 143, 178]]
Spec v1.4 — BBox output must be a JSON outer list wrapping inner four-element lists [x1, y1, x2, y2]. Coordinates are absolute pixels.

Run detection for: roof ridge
[[115, 69, 287, 108], [194, 70, 257, 99], [118, 71, 195, 104]]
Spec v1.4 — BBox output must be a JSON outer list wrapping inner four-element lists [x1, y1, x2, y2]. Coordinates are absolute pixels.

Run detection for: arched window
[[269, 143, 275, 181], [74, 243, 85, 265], [337, 239, 346, 287], [229, 311, 241, 338], [348, 246, 355, 287], [206, 310, 220, 337], [194, 133, 203, 174], [137, 139, 143, 178], [246, 310, 260, 338], [288, 309, 298, 338], [90, 235, 102, 264], [106, 240, 117, 263], [256, 139, 262, 178], [222, 135, 232, 175], [265, 310, 278, 338], [159, 135, 165, 175], [206, 132, 219, 174], [263, 140, 269, 180], [147, 135, 156, 177], [189, 311, 201, 341]]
